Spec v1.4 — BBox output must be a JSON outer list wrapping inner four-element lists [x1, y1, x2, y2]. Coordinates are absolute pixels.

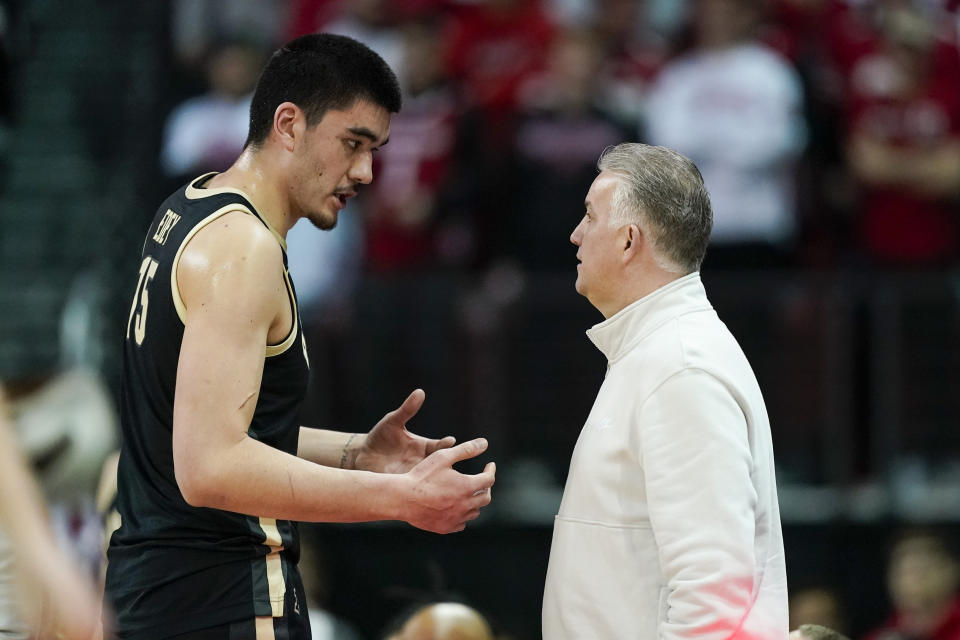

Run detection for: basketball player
[[105, 34, 496, 640]]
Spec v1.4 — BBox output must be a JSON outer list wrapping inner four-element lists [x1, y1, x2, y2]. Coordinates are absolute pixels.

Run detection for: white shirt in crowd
[[644, 43, 806, 246]]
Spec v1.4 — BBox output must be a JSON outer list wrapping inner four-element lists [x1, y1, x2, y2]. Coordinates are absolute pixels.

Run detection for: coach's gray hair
[[597, 143, 712, 273]]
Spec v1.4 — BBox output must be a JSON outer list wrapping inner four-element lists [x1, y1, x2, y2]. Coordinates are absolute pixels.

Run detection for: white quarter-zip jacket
[[542, 273, 788, 639]]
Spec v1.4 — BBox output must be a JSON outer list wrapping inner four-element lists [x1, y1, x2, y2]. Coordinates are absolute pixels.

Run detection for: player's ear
[[273, 102, 303, 152]]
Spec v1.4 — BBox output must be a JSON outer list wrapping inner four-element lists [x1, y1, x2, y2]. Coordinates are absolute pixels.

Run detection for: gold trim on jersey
[[257, 517, 286, 617], [185, 173, 287, 252], [264, 268, 299, 358], [170, 205, 299, 356], [170, 205, 255, 325]]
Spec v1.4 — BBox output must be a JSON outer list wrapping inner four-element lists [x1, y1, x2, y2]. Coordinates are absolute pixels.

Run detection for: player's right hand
[[402, 437, 496, 534]]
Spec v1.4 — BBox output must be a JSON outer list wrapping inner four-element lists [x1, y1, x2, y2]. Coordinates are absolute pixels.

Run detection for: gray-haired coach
[[542, 144, 788, 639]]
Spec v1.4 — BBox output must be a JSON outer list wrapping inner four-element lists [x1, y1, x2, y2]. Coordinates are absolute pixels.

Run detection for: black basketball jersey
[[105, 174, 310, 639]]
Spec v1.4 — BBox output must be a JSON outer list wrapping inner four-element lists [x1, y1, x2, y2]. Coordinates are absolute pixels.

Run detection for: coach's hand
[[402, 438, 496, 534], [354, 388, 457, 474]]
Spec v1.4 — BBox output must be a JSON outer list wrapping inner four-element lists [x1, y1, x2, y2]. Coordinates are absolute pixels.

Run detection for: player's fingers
[[478, 461, 497, 486], [386, 388, 426, 424], [441, 438, 488, 465], [466, 462, 496, 496], [468, 489, 492, 509], [471, 463, 496, 492], [425, 435, 456, 456]]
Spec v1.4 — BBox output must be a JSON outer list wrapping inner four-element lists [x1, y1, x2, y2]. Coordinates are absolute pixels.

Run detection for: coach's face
[[571, 172, 624, 316], [291, 98, 390, 230]]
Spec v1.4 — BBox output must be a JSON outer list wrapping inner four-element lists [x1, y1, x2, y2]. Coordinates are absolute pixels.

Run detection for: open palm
[[354, 389, 456, 473]]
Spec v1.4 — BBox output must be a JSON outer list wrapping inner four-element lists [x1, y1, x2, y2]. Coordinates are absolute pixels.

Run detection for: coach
[[542, 143, 789, 639]]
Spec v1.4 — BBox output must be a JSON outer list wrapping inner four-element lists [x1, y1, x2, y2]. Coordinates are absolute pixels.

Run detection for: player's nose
[[348, 151, 374, 185]]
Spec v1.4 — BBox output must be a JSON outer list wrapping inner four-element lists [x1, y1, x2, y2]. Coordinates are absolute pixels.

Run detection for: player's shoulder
[[186, 210, 283, 268], [176, 210, 286, 312], [175, 210, 287, 322]]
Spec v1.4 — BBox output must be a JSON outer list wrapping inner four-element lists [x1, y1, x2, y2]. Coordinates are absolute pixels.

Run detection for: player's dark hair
[[244, 33, 401, 149]]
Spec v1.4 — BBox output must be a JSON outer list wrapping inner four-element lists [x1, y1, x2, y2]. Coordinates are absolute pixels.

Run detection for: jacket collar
[[586, 272, 712, 363]]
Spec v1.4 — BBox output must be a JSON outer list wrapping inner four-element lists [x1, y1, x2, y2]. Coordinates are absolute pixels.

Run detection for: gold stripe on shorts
[[258, 517, 286, 616], [255, 616, 275, 640]]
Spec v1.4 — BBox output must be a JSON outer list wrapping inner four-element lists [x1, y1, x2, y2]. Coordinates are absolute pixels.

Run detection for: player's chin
[[306, 209, 337, 231]]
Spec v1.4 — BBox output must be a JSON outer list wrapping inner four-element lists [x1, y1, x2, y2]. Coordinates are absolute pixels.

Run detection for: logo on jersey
[[152, 209, 181, 246]]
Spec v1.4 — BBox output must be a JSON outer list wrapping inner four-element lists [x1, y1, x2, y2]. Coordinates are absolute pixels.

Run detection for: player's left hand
[[354, 389, 456, 474]]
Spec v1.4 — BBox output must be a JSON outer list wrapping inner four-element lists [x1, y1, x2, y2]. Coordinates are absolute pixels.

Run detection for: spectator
[[791, 623, 851, 640], [363, 16, 463, 272], [171, 0, 287, 69], [286, 0, 340, 40], [383, 602, 495, 640], [444, 0, 555, 116], [160, 39, 266, 191], [864, 529, 960, 640], [510, 27, 632, 270], [644, 0, 807, 269], [844, 4, 960, 267], [790, 586, 847, 634], [440, 0, 557, 269], [592, 0, 670, 129], [316, 0, 407, 86]]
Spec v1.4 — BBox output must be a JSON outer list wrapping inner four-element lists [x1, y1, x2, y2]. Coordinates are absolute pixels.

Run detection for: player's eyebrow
[[348, 126, 389, 147]]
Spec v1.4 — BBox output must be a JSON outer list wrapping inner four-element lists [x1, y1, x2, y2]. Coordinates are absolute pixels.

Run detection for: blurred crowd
[[161, 0, 960, 286], [789, 528, 960, 639]]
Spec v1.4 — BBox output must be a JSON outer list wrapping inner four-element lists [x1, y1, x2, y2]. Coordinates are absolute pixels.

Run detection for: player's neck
[[206, 150, 296, 239]]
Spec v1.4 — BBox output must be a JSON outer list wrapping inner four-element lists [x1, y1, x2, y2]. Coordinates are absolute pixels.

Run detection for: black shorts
[[164, 615, 310, 640], [157, 571, 310, 640]]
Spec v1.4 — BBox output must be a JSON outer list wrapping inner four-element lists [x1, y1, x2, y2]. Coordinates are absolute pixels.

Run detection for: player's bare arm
[[172, 212, 493, 531]]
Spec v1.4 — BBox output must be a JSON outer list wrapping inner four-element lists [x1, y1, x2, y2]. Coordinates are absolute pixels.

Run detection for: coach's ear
[[622, 223, 643, 263]]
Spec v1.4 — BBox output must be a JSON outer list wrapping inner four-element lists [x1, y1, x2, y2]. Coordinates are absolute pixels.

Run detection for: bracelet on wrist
[[339, 433, 358, 469]]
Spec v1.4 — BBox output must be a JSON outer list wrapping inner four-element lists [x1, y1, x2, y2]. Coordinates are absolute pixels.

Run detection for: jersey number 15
[[126, 256, 159, 345]]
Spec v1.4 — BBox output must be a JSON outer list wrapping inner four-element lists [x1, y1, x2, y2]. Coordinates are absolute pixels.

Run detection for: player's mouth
[[332, 190, 357, 211]]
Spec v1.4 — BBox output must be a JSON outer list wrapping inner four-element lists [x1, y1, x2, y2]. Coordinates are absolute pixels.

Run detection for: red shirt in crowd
[[847, 42, 960, 265], [864, 595, 960, 640]]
